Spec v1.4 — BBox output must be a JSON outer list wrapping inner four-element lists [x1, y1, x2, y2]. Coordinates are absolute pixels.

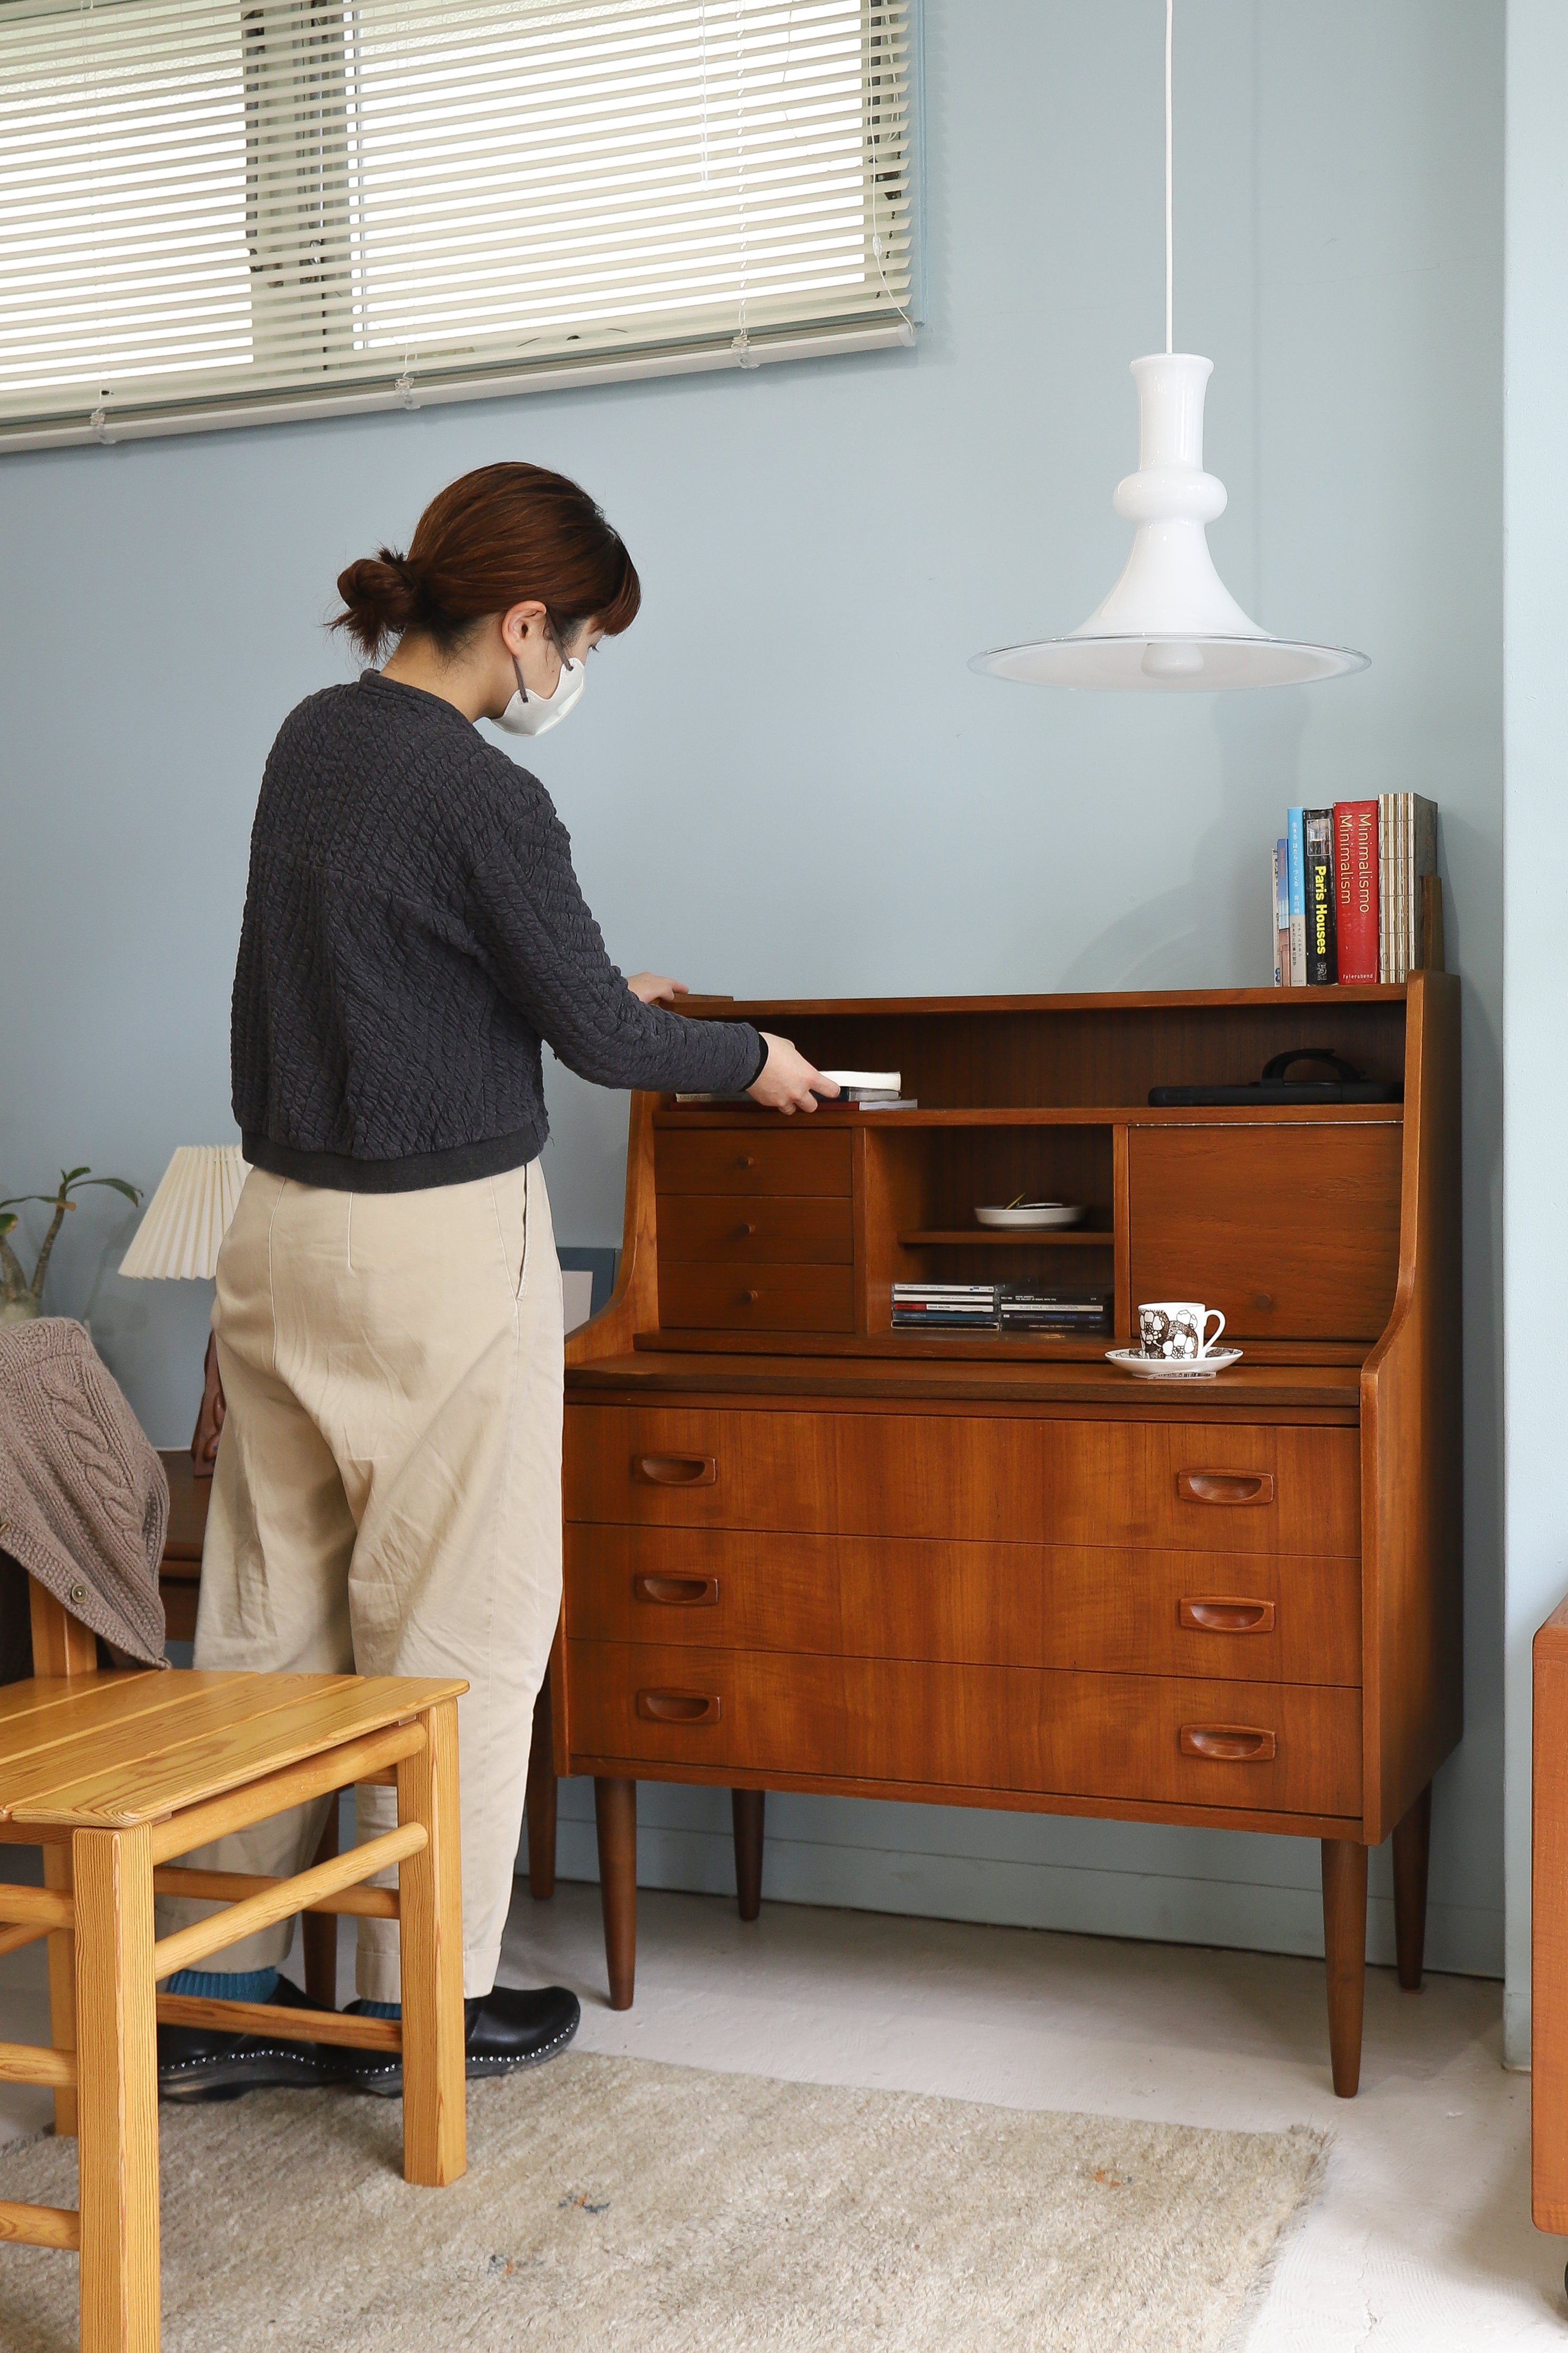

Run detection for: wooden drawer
[[565, 1641, 1363, 1817], [659, 1193, 854, 1266], [564, 1406, 1361, 1555], [564, 1526, 1361, 1685], [1128, 1122, 1402, 1341], [657, 1264, 856, 1333], [655, 1128, 852, 1198]]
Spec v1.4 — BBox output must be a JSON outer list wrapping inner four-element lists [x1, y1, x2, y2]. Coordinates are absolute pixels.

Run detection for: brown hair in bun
[[331, 461, 641, 659]]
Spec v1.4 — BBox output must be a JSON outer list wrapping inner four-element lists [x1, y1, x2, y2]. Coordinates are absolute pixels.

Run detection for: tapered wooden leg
[[525, 1680, 558, 1901], [43, 1843, 77, 2137], [301, 1798, 339, 2008], [396, 1700, 467, 2188], [74, 1824, 159, 2353], [1321, 1837, 1368, 2098], [732, 1788, 765, 1922], [594, 1778, 636, 2010], [1392, 1781, 1432, 1993]]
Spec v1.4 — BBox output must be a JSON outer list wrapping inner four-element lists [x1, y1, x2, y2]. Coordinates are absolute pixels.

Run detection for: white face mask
[[495, 652, 586, 737]]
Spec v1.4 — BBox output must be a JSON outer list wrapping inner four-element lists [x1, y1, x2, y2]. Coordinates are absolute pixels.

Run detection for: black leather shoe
[[157, 1975, 342, 2103], [339, 1984, 581, 2099]]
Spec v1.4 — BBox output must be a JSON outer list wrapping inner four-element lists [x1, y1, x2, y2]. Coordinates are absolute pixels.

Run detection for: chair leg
[[594, 1778, 636, 2010], [301, 1798, 340, 2008], [396, 1698, 467, 2189], [732, 1788, 765, 1922], [74, 1824, 159, 2353], [42, 1843, 77, 2137], [1392, 1781, 1433, 1992], [1321, 1837, 1368, 2099], [525, 1680, 558, 1901]]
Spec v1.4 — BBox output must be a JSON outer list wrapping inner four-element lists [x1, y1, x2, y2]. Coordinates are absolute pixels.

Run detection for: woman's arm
[[467, 778, 831, 1103], [622, 974, 837, 1111]]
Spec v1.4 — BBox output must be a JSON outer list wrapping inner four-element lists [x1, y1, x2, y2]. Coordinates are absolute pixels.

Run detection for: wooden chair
[[1535, 1593, 1568, 2244], [0, 1577, 469, 2352]]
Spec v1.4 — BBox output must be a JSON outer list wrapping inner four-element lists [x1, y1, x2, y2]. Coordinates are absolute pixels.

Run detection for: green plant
[[1, 1167, 141, 1324]]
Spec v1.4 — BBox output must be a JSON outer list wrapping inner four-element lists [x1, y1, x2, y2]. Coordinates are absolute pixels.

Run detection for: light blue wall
[[0, 1, 1505, 1975], [1502, 0, 1568, 2064]]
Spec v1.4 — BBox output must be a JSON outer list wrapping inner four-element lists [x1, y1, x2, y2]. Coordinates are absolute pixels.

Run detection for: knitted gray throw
[[0, 1318, 167, 1667]]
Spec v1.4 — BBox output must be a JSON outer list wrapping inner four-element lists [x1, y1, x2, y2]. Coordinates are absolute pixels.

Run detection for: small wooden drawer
[[658, 1263, 855, 1333], [565, 1641, 1363, 1819], [659, 1194, 854, 1266], [563, 1526, 1362, 1686], [655, 1128, 853, 1198], [564, 1406, 1360, 1556]]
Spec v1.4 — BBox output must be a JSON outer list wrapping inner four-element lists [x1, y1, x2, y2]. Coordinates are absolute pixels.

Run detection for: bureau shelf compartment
[[559, 981, 1462, 2102], [865, 1118, 1116, 1337]]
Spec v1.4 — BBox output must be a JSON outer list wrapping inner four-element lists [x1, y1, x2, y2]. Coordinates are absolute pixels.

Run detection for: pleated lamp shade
[[118, 1146, 250, 1281]]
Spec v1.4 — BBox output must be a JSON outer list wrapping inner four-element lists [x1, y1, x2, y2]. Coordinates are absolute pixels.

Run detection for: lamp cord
[[1165, 0, 1174, 354]]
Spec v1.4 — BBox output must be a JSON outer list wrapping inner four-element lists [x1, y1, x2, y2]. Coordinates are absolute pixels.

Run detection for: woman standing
[[156, 462, 832, 2100]]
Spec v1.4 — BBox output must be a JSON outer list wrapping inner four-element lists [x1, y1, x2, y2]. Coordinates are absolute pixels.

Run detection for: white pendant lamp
[[971, 2, 1368, 694]]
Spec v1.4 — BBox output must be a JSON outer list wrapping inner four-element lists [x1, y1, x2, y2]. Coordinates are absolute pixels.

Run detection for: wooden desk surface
[[565, 1351, 1364, 1417]]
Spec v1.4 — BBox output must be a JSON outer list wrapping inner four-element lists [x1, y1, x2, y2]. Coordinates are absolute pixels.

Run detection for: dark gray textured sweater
[[232, 671, 762, 1190]]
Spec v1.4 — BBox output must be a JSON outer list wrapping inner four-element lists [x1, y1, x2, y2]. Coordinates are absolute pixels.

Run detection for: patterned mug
[[1138, 1300, 1227, 1361]]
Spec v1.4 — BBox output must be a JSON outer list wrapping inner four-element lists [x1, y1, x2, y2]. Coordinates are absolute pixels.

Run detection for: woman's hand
[[748, 1033, 839, 1115], [191, 1331, 226, 1469], [626, 972, 689, 1005]]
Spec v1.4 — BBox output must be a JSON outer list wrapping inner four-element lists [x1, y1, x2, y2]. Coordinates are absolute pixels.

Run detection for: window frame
[[0, 0, 921, 453]]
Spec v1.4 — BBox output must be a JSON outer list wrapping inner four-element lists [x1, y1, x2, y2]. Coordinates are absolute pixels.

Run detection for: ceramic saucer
[[1105, 1346, 1243, 1380]]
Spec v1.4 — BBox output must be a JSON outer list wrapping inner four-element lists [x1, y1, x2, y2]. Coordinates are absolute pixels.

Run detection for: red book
[[1333, 801, 1379, 984]]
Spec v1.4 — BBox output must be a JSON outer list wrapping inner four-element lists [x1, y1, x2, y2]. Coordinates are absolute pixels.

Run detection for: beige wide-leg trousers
[[153, 1159, 564, 2003]]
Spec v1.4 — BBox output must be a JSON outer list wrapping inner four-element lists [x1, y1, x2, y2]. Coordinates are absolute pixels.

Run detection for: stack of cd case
[[998, 1289, 1110, 1333], [892, 1284, 1111, 1335], [891, 1283, 998, 1329]]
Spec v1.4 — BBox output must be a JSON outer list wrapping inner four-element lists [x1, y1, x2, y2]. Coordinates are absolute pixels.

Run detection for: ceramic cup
[[1138, 1300, 1227, 1361]]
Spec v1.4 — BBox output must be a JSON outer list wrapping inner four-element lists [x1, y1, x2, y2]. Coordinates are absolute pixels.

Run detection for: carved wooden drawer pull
[[734, 1221, 758, 1239], [1179, 1597, 1277, 1634], [632, 1455, 717, 1487], [636, 1690, 722, 1725], [1177, 1470, 1276, 1506], [633, 1574, 720, 1607], [1179, 1724, 1278, 1762], [736, 1152, 758, 1170]]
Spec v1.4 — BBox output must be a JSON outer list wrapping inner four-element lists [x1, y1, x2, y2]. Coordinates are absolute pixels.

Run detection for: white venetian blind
[[0, 0, 912, 447]]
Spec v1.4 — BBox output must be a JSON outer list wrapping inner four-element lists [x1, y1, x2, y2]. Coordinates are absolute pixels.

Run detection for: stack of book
[[891, 1283, 998, 1330], [818, 1070, 918, 1109], [1270, 797, 1442, 987], [997, 1288, 1110, 1335], [674, 1068, 917, 1109]]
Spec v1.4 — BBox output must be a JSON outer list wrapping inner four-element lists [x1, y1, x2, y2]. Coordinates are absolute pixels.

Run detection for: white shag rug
[[0, 2052, 1326, 2351]]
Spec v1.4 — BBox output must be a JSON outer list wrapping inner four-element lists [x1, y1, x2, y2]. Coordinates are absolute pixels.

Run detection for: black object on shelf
[[1148, 1050, 1403, 1108]]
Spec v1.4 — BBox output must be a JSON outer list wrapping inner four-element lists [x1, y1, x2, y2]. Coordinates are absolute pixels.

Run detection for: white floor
[[2, 1877, 1563, 2348]]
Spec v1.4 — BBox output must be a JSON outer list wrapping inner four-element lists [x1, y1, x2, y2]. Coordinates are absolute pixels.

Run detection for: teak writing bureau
[[553, 982, 1462, 2096]]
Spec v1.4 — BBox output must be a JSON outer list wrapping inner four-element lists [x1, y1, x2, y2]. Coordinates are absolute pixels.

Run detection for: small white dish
[[975, 1202, 1087, 1230], [1105, 1346, 1244, 1381]]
